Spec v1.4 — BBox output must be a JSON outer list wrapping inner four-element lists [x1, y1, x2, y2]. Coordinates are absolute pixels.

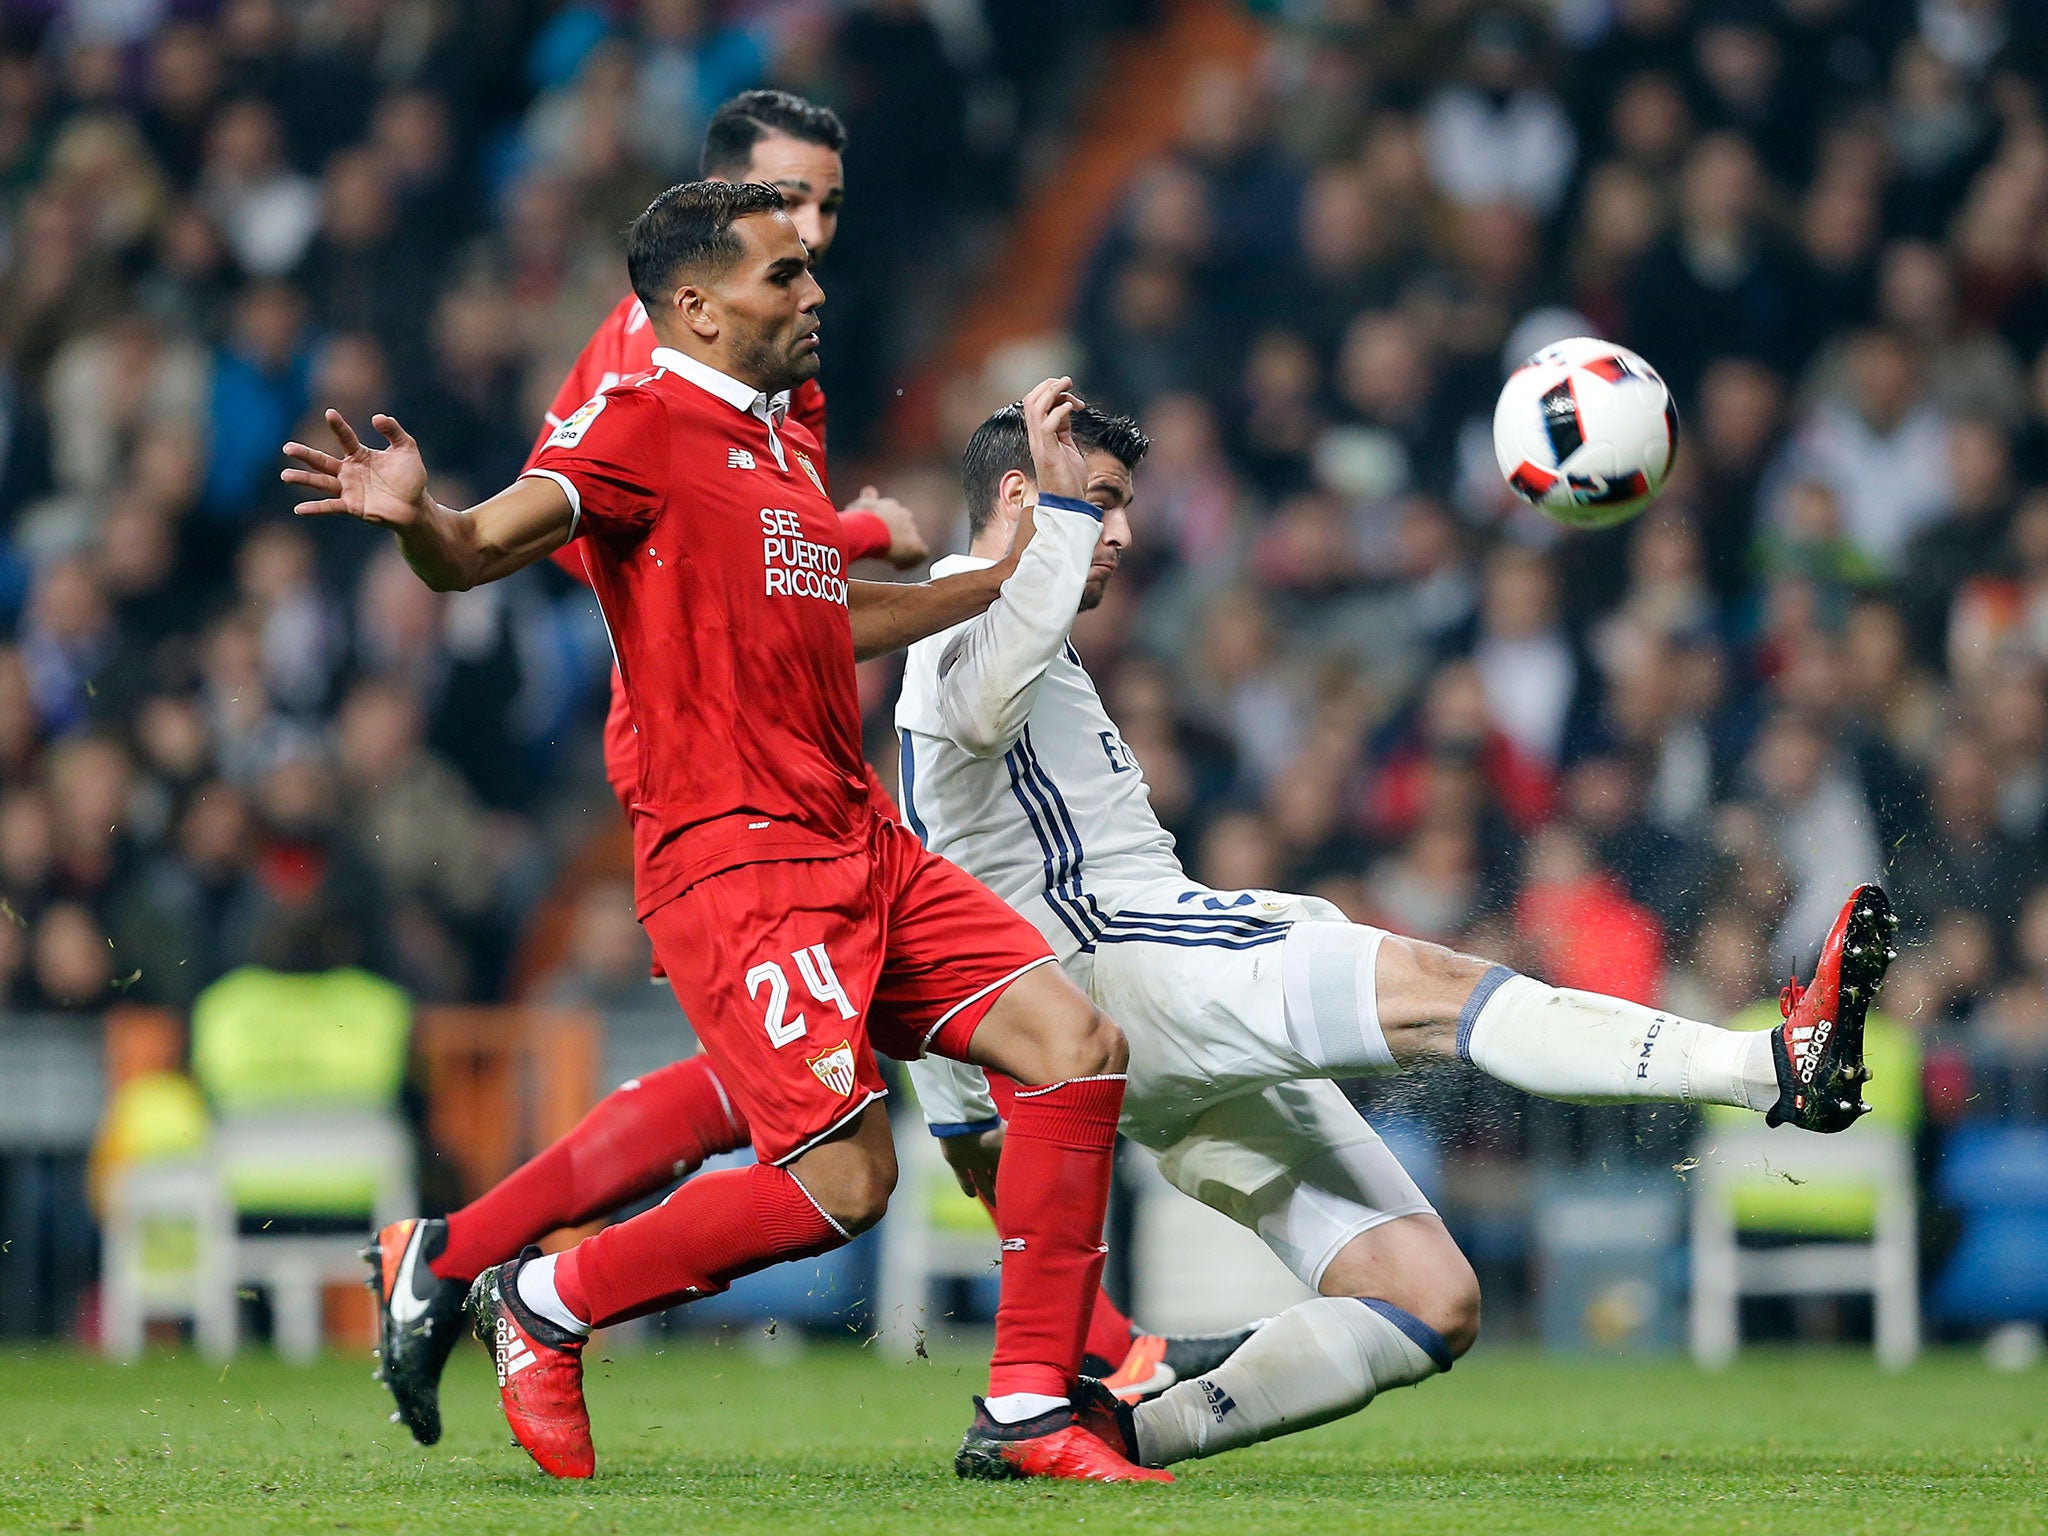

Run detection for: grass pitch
[[0, 1338, 2041, 1535]]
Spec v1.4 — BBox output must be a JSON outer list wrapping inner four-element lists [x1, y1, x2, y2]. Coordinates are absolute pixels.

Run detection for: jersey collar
[[651, 346, 790, 427], [930, 553, 994, 579]]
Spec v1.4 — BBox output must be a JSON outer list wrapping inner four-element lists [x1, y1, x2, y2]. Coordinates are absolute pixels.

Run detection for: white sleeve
[[934, 495, 1102, 757], [906, 1053, 1001, 1135]]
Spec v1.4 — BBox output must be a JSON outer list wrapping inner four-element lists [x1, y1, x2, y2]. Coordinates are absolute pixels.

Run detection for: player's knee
[[811, 1155, 896, 1235], [1428, 1259, 1483, 1359], [1051, 1005, 1126, 1080]]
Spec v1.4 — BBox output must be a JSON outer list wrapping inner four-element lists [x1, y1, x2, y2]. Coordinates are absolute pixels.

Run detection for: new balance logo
[[728, 447, 757, 471], [1000, 1238, 1026, 1252]]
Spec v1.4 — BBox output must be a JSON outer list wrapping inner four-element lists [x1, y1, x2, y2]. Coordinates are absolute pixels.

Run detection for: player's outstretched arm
[[283, 409, 574, 592]]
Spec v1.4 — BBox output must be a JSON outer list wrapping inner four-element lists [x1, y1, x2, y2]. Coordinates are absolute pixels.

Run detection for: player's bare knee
[[1058, 1005, 1126, 1080], [806, 1154, 896, 1235], [1429, 1259, 1483, 1358]]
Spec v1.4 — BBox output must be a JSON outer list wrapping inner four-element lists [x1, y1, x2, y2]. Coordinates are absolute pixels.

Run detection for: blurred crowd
[[928, 0, 2048, 1098], [0, 0, 2044, 1109], [0, 0, 1121, 1010]]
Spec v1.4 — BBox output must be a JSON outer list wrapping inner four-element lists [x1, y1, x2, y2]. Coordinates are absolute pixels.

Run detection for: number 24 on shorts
[[746, 944, 858, 1047]]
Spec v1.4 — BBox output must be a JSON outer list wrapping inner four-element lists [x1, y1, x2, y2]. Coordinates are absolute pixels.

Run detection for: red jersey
[[526, 347, 872, 913]]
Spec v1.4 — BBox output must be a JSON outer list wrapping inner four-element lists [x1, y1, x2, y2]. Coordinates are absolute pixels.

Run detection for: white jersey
[[895, 512, 1182, 976], [894, 498, 1430, 1286]]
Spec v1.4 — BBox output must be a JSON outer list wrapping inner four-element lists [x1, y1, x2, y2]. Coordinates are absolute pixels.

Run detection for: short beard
[[1079, 573, 1110, 611], [730, 330, 815, 395]]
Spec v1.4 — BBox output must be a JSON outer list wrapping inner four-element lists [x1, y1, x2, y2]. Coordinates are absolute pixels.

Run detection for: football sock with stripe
[[986, 1074, 1126, 1403], [1132, 1297, 1447, 1465], [1460, 969, 1778, 1111], [550, 1161, 843, 1329], [981, 1071, 1144, 1366], [433, 1055, 750, 1283]]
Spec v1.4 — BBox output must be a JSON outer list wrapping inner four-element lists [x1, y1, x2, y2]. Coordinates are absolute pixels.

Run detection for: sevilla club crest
[[795, 451, 825, 497], [808, 1041, 857, 1098]]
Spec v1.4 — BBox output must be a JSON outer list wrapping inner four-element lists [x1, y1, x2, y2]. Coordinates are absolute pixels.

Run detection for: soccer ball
[[1492, 338, 1676, 529]]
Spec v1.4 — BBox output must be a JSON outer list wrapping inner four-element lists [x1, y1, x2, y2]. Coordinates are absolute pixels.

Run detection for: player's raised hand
[[281, 410, 431, 527], [1021, 376, 1088, 502]]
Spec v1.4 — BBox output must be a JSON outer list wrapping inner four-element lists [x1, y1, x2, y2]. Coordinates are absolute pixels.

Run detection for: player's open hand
[[281, 410, 431, 527], [846, 486, 930, 569], [1021, 376, 1087, 503], [938, 1123, 1004, 1204]]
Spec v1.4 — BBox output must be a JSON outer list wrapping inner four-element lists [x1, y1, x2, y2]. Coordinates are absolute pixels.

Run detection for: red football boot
[[954, 1398, 1172, 1483], [1072, 1377, 1146, 1464], [465, 1251, 594, 1478], [1767, 882, 1896, 1133]]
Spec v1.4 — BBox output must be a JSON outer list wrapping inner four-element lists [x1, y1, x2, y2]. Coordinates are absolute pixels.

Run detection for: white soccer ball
[[1491, 338, 1676, 529]]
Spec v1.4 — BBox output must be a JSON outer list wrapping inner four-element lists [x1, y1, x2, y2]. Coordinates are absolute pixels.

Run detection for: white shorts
[[1085, 878, 1435, 1288]]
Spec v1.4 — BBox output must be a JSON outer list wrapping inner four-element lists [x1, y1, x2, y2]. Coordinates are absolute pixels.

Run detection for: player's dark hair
[[701, 90, 848, 178], [627, 181, 787, 307], [961, 402, 1150, 537]]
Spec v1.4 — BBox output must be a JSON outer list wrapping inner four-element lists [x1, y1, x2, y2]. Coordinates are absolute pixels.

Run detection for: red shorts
[[643, 815, 1055, 1164]]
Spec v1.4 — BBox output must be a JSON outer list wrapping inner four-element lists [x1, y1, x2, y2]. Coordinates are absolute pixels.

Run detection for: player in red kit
[[538, 92, 926, 816], [361, 91, 1214, 1457], [285, 182, 1165, 1484]]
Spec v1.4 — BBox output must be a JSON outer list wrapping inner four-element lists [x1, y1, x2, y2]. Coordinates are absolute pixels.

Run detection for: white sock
[[1132, 1297, 1446, 1466], [516, 1252, 592, 1337], [983, 1392, 1068, 1424], [1461, 970, 1778, 1111]]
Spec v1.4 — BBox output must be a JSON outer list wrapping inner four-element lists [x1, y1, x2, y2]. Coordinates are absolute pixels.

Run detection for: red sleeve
[[525, 386, 667, 539], [837, 509, 891, 562]]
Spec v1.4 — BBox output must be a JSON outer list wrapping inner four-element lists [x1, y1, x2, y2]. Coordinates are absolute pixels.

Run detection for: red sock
[[553, 1162, 843, 1328], [987, 1074, 1126, 1400], [975, 1188, 1136, 1365], [432, 1055, 750, 1282], [1083, 1280, 1137, 1363]]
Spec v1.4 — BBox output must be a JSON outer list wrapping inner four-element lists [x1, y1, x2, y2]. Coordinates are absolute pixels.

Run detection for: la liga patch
[[548, 393, 607, 449]]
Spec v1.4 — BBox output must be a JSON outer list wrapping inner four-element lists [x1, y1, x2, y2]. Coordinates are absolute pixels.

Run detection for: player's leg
[[369, 1052, 750, 1444], [1087, 1083, 1472, 1467], [465, 855, 901, 1478], [1286, 883, 1895, 1131], [430, 1055, 750, 1287], [868, 825, 1165, 1483], [975, 1072, 1257, 1396], [466, 1108, 872, 1479]]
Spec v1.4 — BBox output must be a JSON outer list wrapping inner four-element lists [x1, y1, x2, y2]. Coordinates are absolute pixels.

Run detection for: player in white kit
[[897, 400, 1894, 1470]]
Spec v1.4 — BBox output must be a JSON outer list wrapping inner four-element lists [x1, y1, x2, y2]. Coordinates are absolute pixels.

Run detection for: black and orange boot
[[364, 1217, 465, 1445]]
